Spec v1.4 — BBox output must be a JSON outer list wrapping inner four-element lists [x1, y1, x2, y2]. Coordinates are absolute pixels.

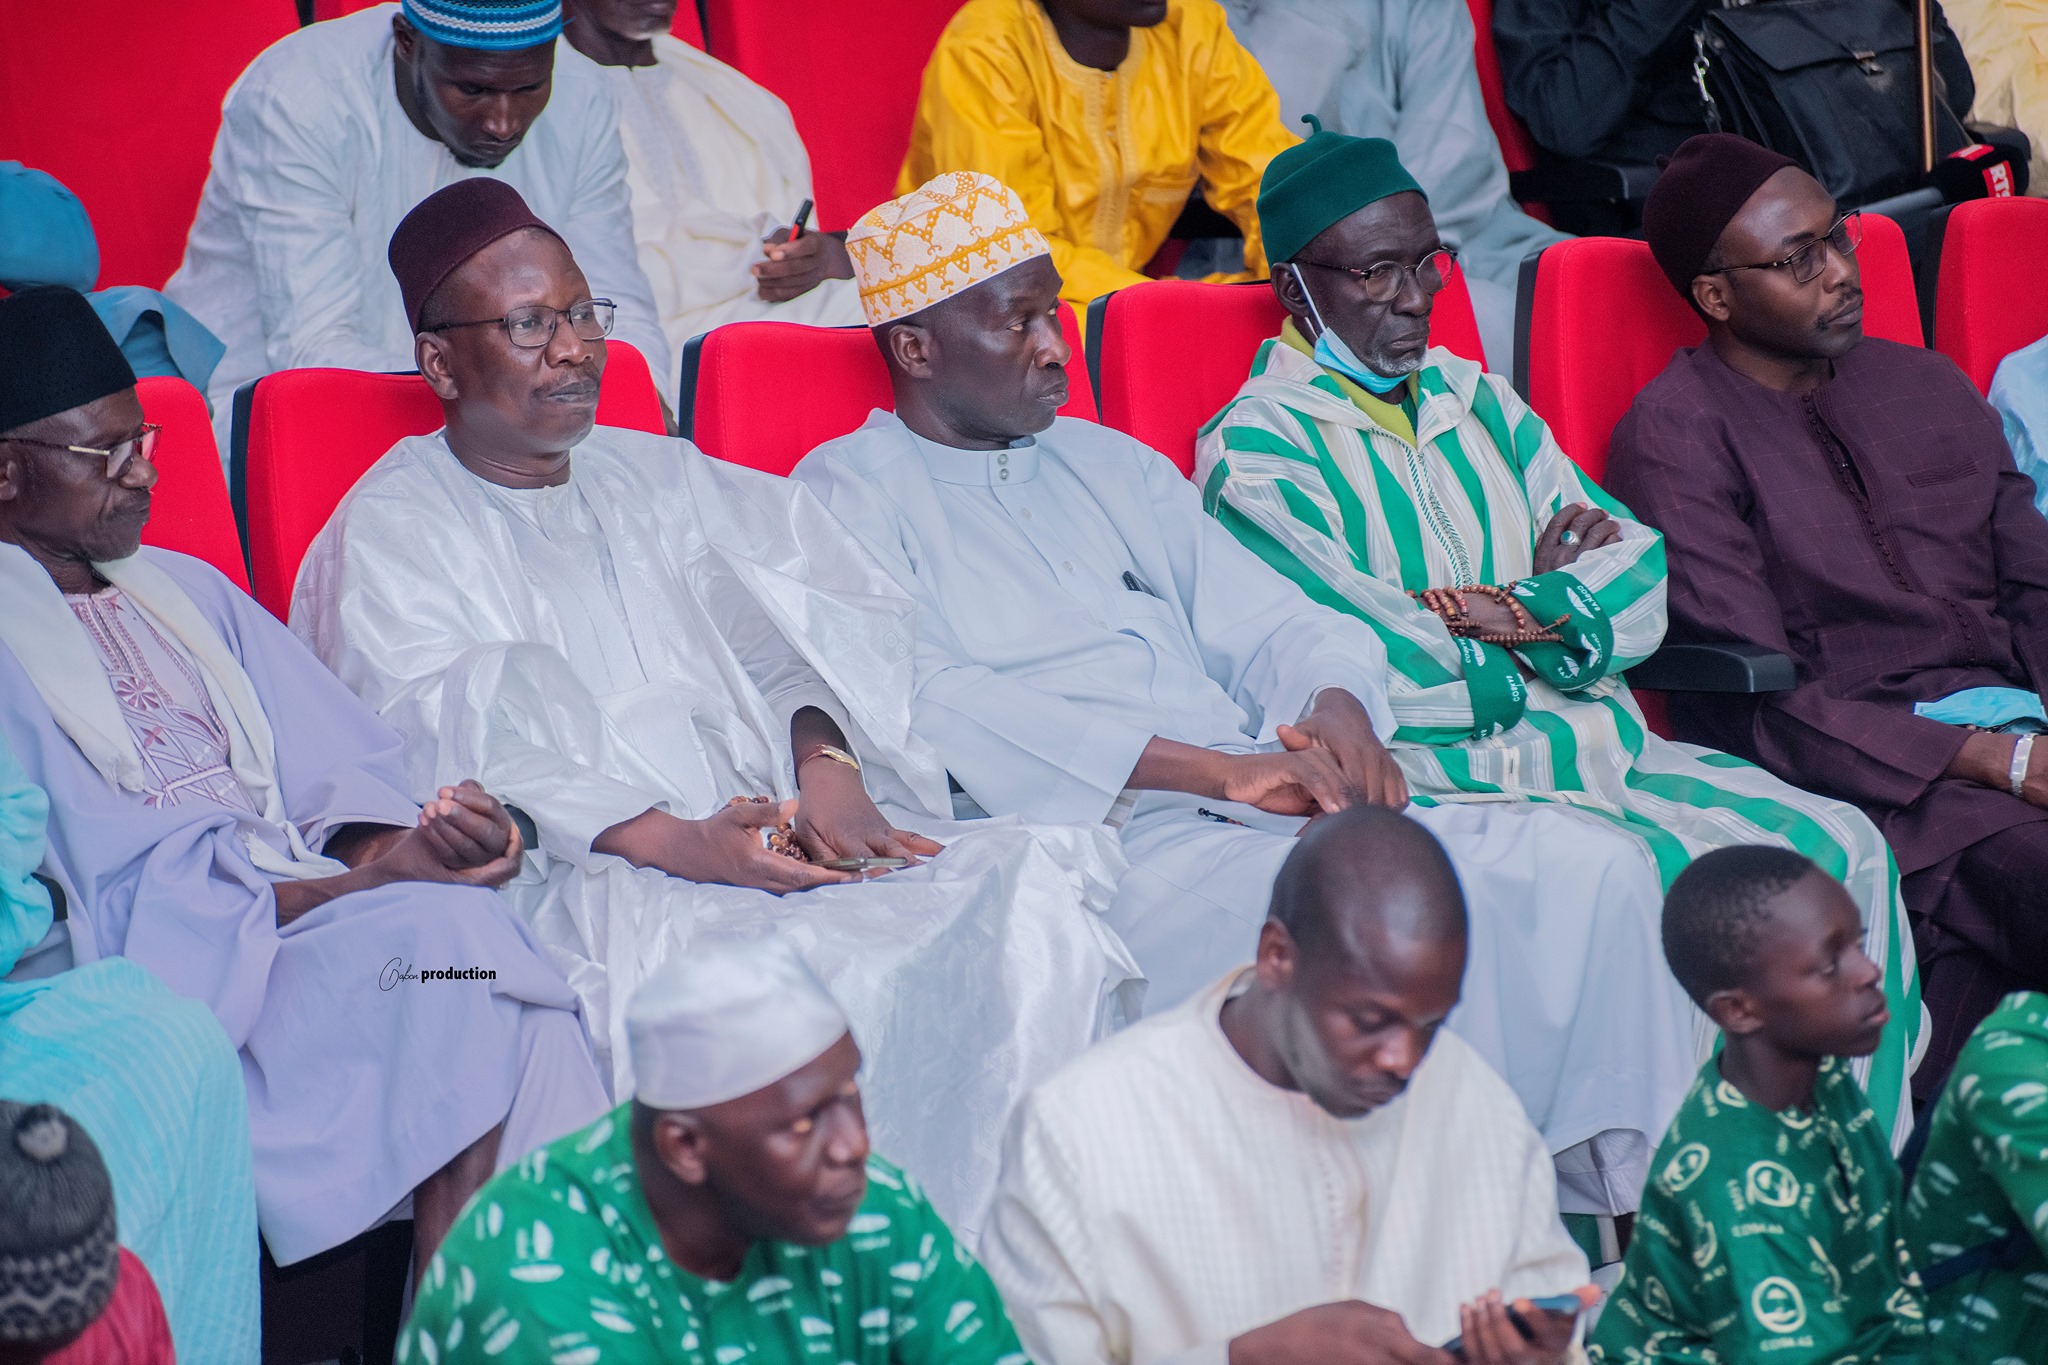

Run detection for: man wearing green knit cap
[[1195, 121, 1926, 1174]]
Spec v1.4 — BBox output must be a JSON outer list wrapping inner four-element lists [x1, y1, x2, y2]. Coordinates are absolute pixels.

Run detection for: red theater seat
[[0, 0, 299, 289], [1464, 0, 1541, 180], [1088, 267, 1488, 476], [1519, 214, 1922, 485], [136, 377, 250, 591], [685, 305, 1097, 477], [704, 0, 963, 230], [238, 342, 665, 618], [1934, 196, 2048, 396]]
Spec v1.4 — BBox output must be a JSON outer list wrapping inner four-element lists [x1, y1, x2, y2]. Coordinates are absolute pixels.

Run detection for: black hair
[[1662, 845, 1818, 1006], [1267, 805, 1465, 957]]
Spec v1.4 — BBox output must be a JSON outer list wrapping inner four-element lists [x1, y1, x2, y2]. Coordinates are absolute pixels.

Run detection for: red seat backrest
[[689, 306, 1097, 476], [1463, 0, 1541, 177], [1934, 196, 2048, 396], [0, 1, 299, 289], [1523, 214, 1922, 484], [136, 376, 250, 591], [704, 0, 963, 230], [243, 342, 666, 618], [1091, 266, 1489, 477]]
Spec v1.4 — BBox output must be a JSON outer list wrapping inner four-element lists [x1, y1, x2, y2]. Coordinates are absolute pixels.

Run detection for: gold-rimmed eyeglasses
[[3, 423, 161, 480]]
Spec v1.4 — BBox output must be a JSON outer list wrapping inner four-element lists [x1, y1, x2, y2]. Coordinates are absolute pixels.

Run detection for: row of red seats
[[136, 197, 2047, 633], [0, 0, 1533, 291]]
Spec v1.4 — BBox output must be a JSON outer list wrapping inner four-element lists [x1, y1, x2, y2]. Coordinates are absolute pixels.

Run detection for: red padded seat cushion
[[0, 0, 299, 288], [1523, 214, 1921, 484], [689, 304, 1097, 477], [244, 341, 665, 618], [1092, 265, 1489, 477], [703, 0, 963, 230], [1934, 196, 2048, 395], [136, 376, 250, 591]]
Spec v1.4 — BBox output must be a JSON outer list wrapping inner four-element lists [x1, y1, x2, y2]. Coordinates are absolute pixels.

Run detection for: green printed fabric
[[1193, 334, 1921, 1141], [1590, 1058, 1927, 1364], [401, 1104, 1029, 1365], [1903, 991, 2048, 1363]]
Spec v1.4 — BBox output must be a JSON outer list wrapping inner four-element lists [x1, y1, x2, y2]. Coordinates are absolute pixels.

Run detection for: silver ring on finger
[[1559, 529, 1579, 547]]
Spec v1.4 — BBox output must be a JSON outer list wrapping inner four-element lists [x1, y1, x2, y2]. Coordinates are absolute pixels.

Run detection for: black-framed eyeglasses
[[2, 423, 160, 480], [1292, 247, 1459, 303], [1708, 213, 1862, 286], [426, 298, 617, 349]]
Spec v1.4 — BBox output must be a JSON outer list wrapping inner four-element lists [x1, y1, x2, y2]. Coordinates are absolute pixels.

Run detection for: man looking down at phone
[[292, 178, 1136, 1237], [796, 174, 1691, 1217], [979, 806, 1597, 1365]]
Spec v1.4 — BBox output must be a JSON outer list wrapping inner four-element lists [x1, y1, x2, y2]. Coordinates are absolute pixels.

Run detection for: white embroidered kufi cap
[[627, 939, 851, 1110], [846, 171, 1052, 326]]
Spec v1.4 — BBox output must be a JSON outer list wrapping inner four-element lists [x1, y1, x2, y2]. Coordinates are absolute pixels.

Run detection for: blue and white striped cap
[[401, 0, 562, 50]]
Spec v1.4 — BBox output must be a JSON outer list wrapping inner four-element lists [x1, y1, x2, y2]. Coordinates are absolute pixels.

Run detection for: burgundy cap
[[1642, 134, 1801, 297], [387, 178, 565, 334]]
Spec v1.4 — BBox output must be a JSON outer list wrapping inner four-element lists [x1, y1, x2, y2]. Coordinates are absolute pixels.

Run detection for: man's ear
[[1253, 917, 1297, 994], [1704, 984, 1763, 1037], [418, 334, 460, 401], [392, 12, 419, 60], [652, 1113, 711, 1188], [1691, 273, 1734, 325], [886, 322, 938, 381], [1270, 263, 1311, 322], [0, 447, 22, 505]]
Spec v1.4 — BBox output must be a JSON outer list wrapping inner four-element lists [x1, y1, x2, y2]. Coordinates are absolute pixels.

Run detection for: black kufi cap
[[0, 286, 136, 436], [0, 1102, 119, 1343]]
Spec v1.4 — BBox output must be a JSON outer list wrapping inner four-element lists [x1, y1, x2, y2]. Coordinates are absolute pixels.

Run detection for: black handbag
[[1692, 0, 1969, 206]]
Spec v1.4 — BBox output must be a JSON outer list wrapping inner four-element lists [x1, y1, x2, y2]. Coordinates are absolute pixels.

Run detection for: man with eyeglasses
[[797, 172, 1698, 1225], [165, 0, 671, 451], [1608, 132, 2048, 1101], [291, 179, 1139, 1239], [1194, 127, 1922, 1173], [0, 283, 611, 1290]]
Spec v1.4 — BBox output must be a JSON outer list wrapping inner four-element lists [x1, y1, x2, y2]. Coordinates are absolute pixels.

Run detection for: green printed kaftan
[[1589, 1057, 1928, 1363], [400, 1104, 1029, 1365], [1903, 990, 2048, 1363], [1194, 328, 1920, 1138]]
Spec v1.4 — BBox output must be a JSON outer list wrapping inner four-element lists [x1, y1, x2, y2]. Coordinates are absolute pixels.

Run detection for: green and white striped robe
[[1195, 335, 1923, 1139]]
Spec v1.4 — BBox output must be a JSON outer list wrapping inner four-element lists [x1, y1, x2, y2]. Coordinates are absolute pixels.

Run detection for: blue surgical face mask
[[1292, 266, 1412, 396]]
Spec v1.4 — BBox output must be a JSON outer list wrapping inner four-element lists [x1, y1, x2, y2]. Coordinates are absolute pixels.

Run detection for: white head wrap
[[626, 940, 852, 1110], [845, 171, 1052, 326]]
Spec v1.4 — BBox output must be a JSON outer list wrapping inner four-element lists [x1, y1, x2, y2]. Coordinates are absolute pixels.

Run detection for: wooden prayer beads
[[725, 795, 811, 861], [1410, 582, 1570, 646]]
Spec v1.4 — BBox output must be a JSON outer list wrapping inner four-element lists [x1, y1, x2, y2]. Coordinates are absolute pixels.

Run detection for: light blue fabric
[[0, 161, 225, 395], [1913, 685, 2048, 733], [0, 739, 259, 1363], [0, 161, 98, 292], [1294, 270, 1411, 393], [1990, 333, 2048, 521]]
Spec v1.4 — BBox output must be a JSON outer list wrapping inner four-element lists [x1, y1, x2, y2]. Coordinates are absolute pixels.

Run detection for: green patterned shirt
[[1590, 1057, 1926, 1363], [1903, 991, 2048, 1362], [400, 1104, 1030, 1365]]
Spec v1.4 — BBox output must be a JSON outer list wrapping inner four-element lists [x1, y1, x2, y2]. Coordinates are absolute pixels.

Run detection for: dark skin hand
[[593, 708, 941, 893], [755, 227, 856, 304], [272, 780, 525, 926], [1127, 687, 1407, 817], [1421, 504, 1620, 637], [1691, 167, 1864, 395], [391, 15, 555, 169], [1706, 869, 1890, 1113], [1944, 729, 2048, 807]]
